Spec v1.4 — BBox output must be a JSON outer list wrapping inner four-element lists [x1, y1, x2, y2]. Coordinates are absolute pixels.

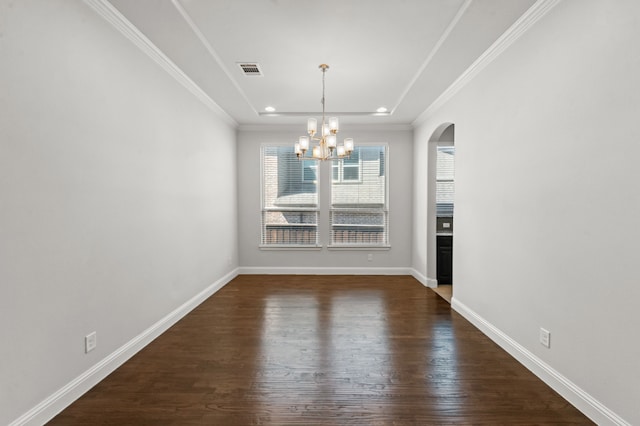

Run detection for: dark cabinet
[[437, 235, 453, 284]]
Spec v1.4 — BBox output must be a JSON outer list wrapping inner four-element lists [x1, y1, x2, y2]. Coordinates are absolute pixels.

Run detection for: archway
[[427, 123, 455, 302]]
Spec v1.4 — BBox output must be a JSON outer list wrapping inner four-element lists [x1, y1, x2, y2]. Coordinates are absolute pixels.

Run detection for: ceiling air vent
[[237, 63, 262, 76]]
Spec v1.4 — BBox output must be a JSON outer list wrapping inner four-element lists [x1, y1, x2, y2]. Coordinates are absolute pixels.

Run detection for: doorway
[[428, 124, 454, 303], [436, 145, 454, 285]]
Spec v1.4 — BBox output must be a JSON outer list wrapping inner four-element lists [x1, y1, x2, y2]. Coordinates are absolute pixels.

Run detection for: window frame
[[260, 144, 322, 250], [328, 144, 390, 249], [436, 145, 455, 218]]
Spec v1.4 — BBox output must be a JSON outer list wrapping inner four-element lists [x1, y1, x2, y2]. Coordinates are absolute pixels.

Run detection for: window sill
[[327, 245, 391, 251], [259, 245, 323, 251]]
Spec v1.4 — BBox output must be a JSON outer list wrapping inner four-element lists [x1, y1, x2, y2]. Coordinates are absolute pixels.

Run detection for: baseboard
[[410, 269, 427, 286], [238, 266, 414, 275], [451, 297, 631, 426], [11, 268, 239, 426], [410, 269, 438, 288]]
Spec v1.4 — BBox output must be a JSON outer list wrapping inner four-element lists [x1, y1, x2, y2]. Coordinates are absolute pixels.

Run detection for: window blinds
[[330, 146, 388, 246], [261, 146, 319, 246], [436, 146, 455, 217]]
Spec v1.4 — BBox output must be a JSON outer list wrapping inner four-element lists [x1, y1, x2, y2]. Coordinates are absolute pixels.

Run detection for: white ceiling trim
[[83, 0, 238, 127], [390, 0, 472, 115], [238, 123, 414, 133], [257, 111, 391, 117], [412, 0, 563, 126], [171, 0, 259, 116]]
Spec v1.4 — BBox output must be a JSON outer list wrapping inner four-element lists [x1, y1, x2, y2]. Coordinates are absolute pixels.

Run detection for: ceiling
[[107, 0, 537, 126]]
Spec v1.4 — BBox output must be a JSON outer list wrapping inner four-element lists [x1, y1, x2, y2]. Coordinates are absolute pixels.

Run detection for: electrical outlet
[[367, 253, 373, 262], [85, 332, 97, 353], [539, 328, 550, 348]]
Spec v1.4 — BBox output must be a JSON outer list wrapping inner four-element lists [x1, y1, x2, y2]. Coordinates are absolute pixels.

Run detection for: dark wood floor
[[49, 275, 592, 425]]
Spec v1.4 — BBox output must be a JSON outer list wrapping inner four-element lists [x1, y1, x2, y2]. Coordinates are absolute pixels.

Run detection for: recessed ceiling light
[[376, 107, 388, 113], [265, 106, 276, 112]]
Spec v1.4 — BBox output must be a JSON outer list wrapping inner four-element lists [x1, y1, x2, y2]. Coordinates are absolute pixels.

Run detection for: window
[[261, 146, 319, 246], [302, 160, 317, 182], [436, 146, 455, 217], [332, 149, 361, 182], [330, 145, 388, 246]]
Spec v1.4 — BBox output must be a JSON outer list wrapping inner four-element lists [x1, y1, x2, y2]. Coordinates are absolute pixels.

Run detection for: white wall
[[238, 126, 413, 272], [0, 1, 238, 424], [413, 0, 639, 424]]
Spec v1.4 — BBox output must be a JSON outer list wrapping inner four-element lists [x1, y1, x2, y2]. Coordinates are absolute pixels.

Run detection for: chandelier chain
[[320, 63, 328, 131]]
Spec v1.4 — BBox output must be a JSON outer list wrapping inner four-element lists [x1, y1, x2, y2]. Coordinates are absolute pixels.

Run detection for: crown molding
[[413, 0, 563, 126], [171, 0, 259, 117], [83, 0, 238, 128], [237, 123, 414, 133], [391, 0, 472, 115]]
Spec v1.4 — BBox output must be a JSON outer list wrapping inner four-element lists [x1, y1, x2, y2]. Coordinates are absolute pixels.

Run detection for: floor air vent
[[238, 63, 262, 76]]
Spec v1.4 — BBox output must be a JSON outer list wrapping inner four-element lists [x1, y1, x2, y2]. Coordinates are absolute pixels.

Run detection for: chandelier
[[295, 64, 354, 160]]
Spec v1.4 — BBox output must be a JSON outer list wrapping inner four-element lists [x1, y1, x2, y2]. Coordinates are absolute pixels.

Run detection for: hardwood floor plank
[[49, 275, 592, 425]]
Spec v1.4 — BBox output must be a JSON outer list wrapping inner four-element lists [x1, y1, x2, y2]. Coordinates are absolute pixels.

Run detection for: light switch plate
[[539, 328, 550, 348]]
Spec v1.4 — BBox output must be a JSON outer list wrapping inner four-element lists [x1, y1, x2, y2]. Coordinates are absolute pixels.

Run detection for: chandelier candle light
[[295, 64, 354, 160]]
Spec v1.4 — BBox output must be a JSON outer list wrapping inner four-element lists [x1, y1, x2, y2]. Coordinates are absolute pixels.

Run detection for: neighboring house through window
[[302, 160, 317, 183], [261, 146, 319, 246], [332, 149, 361, 182], [330, 145, 388, 246], [261, 144, 388, 248], [436, 146, 455, 217]]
